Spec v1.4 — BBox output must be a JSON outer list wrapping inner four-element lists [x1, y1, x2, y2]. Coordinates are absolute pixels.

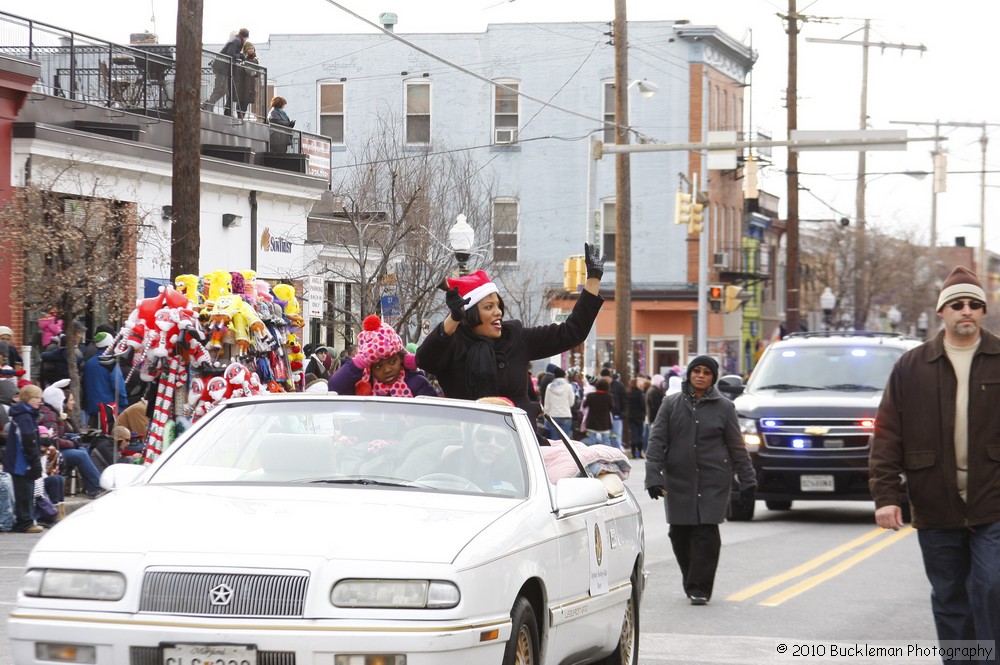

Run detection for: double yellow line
[[727, 526, 915, 606]]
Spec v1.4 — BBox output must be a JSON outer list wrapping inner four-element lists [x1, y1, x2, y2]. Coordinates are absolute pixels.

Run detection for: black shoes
[[689, 595, 709, 605]]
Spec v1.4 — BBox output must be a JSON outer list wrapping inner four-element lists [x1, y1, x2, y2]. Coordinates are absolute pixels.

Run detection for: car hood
[[36, 485, 520, 564], [735, 390, 882, 417]]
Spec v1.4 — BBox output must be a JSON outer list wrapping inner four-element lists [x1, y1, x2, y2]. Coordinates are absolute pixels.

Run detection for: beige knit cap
[[936, 266, 986, 312]]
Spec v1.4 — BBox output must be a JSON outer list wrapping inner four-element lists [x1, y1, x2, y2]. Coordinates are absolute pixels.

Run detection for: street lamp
[[819, 287, 836, 331], [627, 78, 659, 100], [887, 305, 902, 333], [448, 213, 475, 276]]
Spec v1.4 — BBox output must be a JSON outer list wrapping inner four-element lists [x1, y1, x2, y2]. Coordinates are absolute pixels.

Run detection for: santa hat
[[446, 270, 498, 310], [937, 266, 987, 312], [357, 315, 404, 362]]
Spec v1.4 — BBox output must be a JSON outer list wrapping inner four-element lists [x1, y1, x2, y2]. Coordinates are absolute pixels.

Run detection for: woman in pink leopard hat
[[327, 315, 436, 397]]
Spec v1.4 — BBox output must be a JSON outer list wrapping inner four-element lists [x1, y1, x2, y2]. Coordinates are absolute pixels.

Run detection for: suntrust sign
[[260, 227, 292, 253]]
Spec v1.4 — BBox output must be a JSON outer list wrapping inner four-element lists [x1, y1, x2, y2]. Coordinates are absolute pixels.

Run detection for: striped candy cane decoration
[[142, 356, 181, 465]]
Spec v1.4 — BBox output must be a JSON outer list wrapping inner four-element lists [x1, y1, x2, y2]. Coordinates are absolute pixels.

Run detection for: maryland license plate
[[162, 644, 257, 665], [800, 474, 835, 492]]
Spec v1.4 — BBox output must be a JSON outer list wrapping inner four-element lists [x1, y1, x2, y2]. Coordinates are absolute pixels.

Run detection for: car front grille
[[131, 647, 295, 665], [139, 570, 309, 616], [759, 418, 872, 451]]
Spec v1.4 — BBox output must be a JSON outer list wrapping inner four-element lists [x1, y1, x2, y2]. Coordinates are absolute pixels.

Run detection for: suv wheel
[[765, 500, 793, 511]]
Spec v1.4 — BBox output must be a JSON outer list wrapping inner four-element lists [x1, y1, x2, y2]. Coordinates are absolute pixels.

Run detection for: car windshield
[[148, 399, 529, 498], [746, 344, 906, 392]]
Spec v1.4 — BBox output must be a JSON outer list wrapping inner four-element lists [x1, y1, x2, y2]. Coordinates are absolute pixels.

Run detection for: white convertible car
[[10, 395, 644, 665]]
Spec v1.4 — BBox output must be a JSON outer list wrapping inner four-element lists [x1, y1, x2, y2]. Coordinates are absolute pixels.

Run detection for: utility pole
[[171, 0, 203, 277], [807, 23, 925, 330], [613, 0, 632, 394], [784, 0, 801, 333]]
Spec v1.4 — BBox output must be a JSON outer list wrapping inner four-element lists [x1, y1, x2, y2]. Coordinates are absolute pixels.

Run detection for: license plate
[[800, 474, 835, 492], [162, 644, 257, 665]]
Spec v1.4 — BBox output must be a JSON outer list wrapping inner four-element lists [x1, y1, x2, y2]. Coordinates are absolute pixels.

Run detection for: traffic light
[[674, 191, 692, 225], [674, 190, 704, 233], [687, 199, 705, 234], [708, 284, 723, 312], [725, 285, 745, 313], [563, 255, 586, 292]]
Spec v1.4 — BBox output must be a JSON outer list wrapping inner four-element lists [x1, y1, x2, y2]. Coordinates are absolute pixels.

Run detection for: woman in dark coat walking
[[417, 244, 604, 424], [644, 356, 756, 604]]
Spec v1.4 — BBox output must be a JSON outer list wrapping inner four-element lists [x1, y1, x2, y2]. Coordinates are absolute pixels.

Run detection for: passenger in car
[[416, 243, 604, 424], [327, 315, 436, 397]]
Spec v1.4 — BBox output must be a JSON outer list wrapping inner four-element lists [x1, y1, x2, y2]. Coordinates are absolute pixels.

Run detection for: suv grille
[[759, 418, 872, 451], [140, 571, 309, 616]]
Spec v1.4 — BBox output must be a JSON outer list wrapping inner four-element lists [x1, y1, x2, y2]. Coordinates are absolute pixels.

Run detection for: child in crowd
[[327, 315, 435, 397]]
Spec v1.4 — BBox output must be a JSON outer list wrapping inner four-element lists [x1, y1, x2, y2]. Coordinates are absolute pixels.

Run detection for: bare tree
[[0, 171, 142, 403], [309, 113, 502, 341]]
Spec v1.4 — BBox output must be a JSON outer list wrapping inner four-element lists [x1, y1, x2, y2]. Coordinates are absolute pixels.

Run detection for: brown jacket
[[870, 329, 1000, 529]]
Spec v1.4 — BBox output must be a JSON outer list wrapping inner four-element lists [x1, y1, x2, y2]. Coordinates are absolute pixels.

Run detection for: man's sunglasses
[[947, 300, 985, 311]]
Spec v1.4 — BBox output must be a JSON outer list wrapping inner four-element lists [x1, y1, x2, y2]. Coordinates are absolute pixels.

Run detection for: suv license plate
[[162, 644, 257, 665], [801, 475, 835, 492]]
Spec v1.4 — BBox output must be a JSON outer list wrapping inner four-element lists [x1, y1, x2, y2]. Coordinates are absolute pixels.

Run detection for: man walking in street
[[870, 266, 1000, 658]]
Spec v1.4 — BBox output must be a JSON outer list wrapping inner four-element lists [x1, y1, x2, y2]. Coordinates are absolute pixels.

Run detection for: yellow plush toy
[[272, 283, 305, 330], [174, 274, 202, 310], [209, 292, 271, 355], [203, 270, 233, 308]]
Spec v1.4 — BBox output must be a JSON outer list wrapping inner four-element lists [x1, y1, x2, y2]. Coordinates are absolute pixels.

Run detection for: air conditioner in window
[[713, 252, 730, 269], [495, 128, 517, 145]]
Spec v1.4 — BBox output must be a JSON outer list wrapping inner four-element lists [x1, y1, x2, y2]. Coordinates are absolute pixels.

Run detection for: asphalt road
[[0, 464, 940, 665]]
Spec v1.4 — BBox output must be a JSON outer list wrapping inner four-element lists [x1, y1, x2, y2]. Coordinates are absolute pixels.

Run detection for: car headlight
[[739, 417, 761, 451], [331, 579, 460, 609], [22, 569, 126, 601]]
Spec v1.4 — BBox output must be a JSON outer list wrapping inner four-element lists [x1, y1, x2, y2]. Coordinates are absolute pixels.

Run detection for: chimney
[[379, 12, 398, 32]]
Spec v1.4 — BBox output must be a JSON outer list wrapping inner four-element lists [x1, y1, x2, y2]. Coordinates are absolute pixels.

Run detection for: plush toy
[[272, 284, 304, 330], [240, 270, 258, 303], [174, 274, 202, 310], [203, 270, 233, 308]]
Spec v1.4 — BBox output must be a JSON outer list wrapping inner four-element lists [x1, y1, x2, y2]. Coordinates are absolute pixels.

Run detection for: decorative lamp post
[[917, 311, 929, 339], [887, 305, 902, 333], [819, 287, 836, 331], [448, 213, 475, 276]]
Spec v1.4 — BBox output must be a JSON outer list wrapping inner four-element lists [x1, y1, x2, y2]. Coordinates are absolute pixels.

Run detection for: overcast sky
[[5, 0, 1000, 252]]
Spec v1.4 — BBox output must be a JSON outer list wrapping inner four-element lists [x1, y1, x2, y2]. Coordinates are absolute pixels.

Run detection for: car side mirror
[[717, 374, 745, 398], [554, 477, 610, 512]]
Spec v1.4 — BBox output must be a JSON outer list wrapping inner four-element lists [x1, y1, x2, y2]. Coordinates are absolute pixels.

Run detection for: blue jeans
[[61, 448, 101, 495], [610, 416, 623, 449], [584, 430, 612, 446], [917, 521, 1000, 653], [43, 475, 65, 504], [546, 417, 573, 440]]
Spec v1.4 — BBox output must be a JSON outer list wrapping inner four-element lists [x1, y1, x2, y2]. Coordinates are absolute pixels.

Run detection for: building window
[[603, 82, 616, 144], [493, 199, 518, 262], [494, 80, 519, 144], [320, 82, 344, 144], [405, 81, 430, 145], [602, 199, 616, 261]]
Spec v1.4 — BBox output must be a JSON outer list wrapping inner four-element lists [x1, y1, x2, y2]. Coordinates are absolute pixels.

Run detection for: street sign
[[707, 130, 738, 170], [381, 294, 401, 317], [306, 292, 322, 318]]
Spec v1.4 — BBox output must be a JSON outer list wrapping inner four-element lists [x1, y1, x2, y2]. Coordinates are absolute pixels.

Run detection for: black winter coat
[[645, 383, 755, 525], [417, 290, 603, 418]]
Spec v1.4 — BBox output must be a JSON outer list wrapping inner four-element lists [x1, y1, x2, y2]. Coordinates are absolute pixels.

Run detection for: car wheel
[[765, 500, 793, 511], [598, 569, 640, 665], [729, 492, 755, 521], [502, 597, 540, 665]]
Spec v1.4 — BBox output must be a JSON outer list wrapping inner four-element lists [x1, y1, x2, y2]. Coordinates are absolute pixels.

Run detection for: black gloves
[[647, 486, 665, 500], [445, 287, 469, 322], [584, 242, 605, 280], [739, 485, 756, 503]]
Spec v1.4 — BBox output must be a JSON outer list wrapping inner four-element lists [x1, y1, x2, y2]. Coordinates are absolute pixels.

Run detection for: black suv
[[720, 332, 920, 520]]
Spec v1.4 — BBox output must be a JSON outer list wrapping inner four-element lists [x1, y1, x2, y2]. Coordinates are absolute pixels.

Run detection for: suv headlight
[[22, 569, 125, 601], [739, 417, 761, 451]]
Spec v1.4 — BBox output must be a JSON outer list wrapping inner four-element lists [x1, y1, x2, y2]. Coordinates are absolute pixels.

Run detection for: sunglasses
[[947, 300, 985, 312]]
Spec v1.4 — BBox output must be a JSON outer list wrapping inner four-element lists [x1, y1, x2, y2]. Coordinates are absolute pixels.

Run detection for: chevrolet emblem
[[804, 426, 829, 436]]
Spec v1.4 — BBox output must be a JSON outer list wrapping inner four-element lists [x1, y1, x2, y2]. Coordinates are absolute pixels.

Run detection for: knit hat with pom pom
[[357, 314, 404, 361]]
